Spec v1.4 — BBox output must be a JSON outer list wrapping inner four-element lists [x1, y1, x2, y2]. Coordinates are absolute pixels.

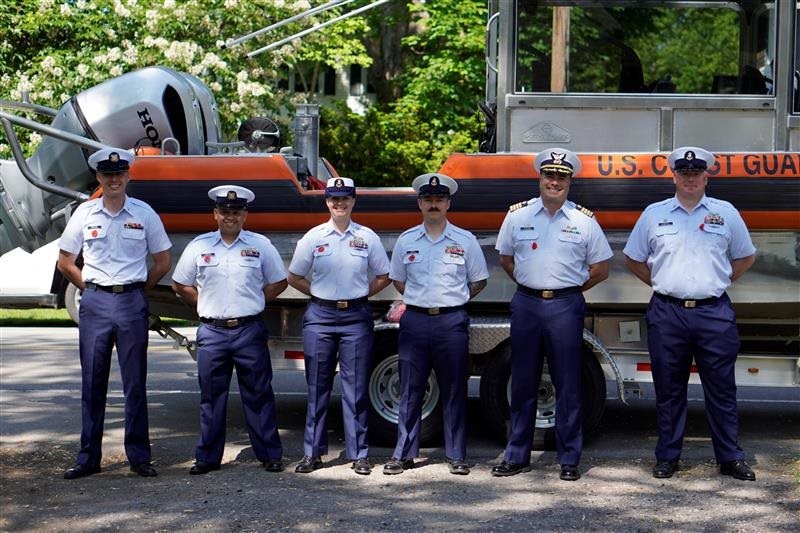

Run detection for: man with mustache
[[491, 148, 612, 482], [624, 146, 757, 481], [383, 173, 489, 476]]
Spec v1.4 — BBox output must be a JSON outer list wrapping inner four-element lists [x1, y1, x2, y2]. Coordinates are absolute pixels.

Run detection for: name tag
[[559, 225, 582, 243]]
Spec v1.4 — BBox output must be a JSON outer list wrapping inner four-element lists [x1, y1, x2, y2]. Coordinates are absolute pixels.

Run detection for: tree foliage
[[1, 1, 747, 188], [1, 0, 488, 186], [321, 0, 487, 185], [0, 0, 373, 154]]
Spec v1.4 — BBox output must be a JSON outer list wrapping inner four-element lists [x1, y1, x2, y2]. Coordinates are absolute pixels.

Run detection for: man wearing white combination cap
[[172, 185, 287, 475], [624, 146, 757, 481], [491, 148, 612, 482], [383, 173, 489, 476], [288, 177, 391, 475], [58, 147, 172, 479]]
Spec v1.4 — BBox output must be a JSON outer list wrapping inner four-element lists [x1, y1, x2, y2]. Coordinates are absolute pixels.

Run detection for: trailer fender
[[582, 329, 627, 405]]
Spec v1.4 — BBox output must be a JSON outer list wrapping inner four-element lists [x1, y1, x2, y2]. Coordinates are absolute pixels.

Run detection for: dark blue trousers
[[505, 291, 585, 466], [301, 301, 373, 459], [394, 308, 469, 461], [646, 293, 745, 463], [195, 320, 282, 464], [77, 287, 151, 468]]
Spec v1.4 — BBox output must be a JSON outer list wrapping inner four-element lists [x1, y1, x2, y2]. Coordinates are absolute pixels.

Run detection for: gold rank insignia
[[574, 204, 595, 217], [509, 201, 528, 212]]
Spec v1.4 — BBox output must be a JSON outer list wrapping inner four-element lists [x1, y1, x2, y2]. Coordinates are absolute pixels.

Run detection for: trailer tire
[[479, 343, 606, 450], [64, 282, 82, 325], [367, 344, 443, 447]]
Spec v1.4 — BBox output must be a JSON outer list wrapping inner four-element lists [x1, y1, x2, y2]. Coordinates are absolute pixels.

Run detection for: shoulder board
[[508, 201, 528, 212], [574, 204, 595, 218]]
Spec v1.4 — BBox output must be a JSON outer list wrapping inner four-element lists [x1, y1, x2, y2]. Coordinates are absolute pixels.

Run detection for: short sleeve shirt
[[288, 220, 390, 300], [623, 195, 756, 299], [172, 229, 286, 319], [58, 196, 171, 285], [495, 198, 613, 289], [389, 221, 489, 307]]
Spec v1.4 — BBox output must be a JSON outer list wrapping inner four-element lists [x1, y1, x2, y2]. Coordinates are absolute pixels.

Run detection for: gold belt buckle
[[337, 300, 348, 309], [683, 300, 697, 309], [226, 319, 239, 328], [112, 285, 124, 293], [541, 290, 555, 299], [429, 307, 440, 315]]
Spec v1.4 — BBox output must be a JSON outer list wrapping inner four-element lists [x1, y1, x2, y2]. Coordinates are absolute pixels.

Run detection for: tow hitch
[[148, 314, 197, 360]]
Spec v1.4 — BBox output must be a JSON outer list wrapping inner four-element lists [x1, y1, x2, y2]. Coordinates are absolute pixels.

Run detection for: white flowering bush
[[0, 0, 371, 157]]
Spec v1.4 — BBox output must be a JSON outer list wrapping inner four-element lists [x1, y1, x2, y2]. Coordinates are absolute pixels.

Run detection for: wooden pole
[[551, 7, 570, 92]]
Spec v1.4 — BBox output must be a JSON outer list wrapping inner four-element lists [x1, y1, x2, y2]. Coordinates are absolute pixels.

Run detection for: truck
[[1, 0, 797, 447]]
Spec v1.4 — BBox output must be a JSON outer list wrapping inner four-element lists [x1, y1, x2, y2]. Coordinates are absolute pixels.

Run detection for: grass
[[0, 308, 75, 326], [0, 308, 197, 327]]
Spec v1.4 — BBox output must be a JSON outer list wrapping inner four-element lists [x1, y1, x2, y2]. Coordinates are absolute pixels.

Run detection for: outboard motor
[[0, 67, 221, 253]]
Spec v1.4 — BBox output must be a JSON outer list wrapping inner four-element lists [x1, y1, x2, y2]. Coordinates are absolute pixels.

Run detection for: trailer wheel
[[64, 282, 82, 325], [479, 343, 606, 450], [367, 346, 443, 446]]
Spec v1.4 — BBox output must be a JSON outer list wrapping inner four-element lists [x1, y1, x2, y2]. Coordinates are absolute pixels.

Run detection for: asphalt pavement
[[1, 327, 798, 532]]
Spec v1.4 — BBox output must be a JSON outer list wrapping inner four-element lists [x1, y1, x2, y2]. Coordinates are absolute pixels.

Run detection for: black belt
[[517, 285, 581, 299], [405, 304, 465, 316], [85, 282, 145, 293], [310, 296, 368, 310], [199, 314, 262, 329], [655, 292, 720, 309]]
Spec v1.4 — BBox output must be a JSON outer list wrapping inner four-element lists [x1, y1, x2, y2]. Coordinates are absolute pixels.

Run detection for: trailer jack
[[148, 314, 197, 360]]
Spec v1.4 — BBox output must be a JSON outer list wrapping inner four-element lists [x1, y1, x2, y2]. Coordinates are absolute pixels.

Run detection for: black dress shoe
[[383, 458, 414, 475], [130, 462, 158, 477], [560, 464, 581, 481], [446, 458, 470, 475], [491, 460, 531, 477], [352, 458, 372, 475], [64, 464, 100, 480], [720, 460, 756, 481], [294, 456, 322, 474], [263, 460, 284, 473], [189, 461, 221, 475], [653, 460, 679, 479]]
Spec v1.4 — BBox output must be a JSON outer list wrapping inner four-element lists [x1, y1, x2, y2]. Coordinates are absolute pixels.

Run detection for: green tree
[[1, 0, 489, 187], [321, 0, 487, 185], [0, 0, 372, 155]]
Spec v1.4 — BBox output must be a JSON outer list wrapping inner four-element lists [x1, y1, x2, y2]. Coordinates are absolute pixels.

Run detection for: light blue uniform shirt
[[288, 220, 390, 300], [496, 198, 612, 289], [390, 221, 489, 307], [623, 195, 756, 299], [59, 196, 171, 285], [172, 230, 286, 319]]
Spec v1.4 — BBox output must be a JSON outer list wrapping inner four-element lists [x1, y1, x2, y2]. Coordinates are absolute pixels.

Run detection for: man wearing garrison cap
[[172, 185, 287, 475], [383, 173, 489, 476], [492, 148, 612, 482], [58, 147, 172, 479], [624, 146, 757, 481]]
